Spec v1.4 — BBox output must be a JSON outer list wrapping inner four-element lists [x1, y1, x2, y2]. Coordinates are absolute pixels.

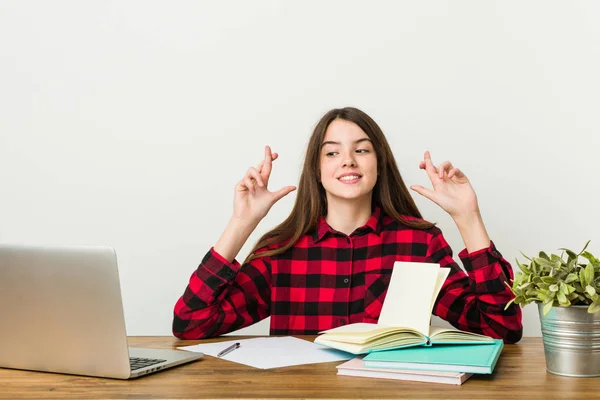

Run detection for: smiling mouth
[[338, 175, 362, 183]]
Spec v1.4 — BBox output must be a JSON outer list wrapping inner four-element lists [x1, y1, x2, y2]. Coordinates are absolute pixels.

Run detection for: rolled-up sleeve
[[172, 247, 271, 339], [429, 231, 523, 343]]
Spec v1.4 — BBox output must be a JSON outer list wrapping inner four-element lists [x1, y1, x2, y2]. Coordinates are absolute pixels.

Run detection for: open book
[[314, 262, 495, 354]]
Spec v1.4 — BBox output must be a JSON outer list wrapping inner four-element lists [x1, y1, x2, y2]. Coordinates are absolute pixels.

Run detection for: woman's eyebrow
[[321, 138, 372, 148]]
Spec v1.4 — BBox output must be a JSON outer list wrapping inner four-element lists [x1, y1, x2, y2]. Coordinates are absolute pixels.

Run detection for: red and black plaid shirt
[[173, 206, 522, 343]]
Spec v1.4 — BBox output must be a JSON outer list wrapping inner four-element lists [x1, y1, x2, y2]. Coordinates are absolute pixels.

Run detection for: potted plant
[[506, 240, 600, 377]]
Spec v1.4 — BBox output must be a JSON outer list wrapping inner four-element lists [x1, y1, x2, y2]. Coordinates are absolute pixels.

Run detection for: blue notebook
[[362, 340, 504, 374]]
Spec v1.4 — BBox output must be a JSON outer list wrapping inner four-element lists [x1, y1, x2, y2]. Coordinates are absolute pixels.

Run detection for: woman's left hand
[[409, 151, 480, 220]]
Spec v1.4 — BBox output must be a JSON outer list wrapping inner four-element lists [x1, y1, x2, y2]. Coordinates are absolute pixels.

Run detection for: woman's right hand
[[233, 145, 297, 224]]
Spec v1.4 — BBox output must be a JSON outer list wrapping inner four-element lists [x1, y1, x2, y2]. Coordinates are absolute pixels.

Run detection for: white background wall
[[1, 0, 598, 337]]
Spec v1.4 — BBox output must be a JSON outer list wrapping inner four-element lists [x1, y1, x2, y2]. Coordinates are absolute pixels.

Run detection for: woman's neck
[[324, 195, 373, 236]]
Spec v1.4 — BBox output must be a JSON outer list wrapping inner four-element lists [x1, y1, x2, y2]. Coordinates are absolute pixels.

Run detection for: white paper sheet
[[178, 336, 352, 369]]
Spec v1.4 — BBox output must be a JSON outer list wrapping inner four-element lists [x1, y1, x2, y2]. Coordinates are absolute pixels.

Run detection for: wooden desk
[[0, 337, 597, 399]]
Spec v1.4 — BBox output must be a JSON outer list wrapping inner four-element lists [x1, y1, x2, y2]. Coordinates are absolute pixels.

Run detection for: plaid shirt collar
[[312, 205, 383, 243]]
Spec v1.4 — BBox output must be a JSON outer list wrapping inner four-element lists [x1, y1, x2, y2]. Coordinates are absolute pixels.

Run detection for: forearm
[[435, 253, 523, 343], [437, 278, 523, 343], [428, 231, 522, 343], [214, 217, 260, 263], [453, 211, 491, 254], [173, 248, 271, 339]]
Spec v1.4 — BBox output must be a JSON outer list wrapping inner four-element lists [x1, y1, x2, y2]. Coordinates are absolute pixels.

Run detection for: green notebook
[[362, 340, 504, 374]]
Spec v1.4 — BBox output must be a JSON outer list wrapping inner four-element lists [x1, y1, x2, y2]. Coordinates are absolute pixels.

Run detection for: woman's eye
[[326, 152, 338, 157], [356, 149, 369, 153]]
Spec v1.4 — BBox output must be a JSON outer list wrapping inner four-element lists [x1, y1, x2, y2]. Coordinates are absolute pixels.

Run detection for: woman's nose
[[342, 155, 357, 167]]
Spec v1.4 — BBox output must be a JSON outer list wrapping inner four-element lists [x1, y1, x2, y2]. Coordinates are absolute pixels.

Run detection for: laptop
[[0, 244, 203, 379]]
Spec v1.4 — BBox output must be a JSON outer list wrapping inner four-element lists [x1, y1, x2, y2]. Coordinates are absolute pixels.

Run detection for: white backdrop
[[1, 1, 598, 337]]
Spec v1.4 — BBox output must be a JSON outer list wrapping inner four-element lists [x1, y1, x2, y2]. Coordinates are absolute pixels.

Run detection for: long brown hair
[[244, 107, 434, 263]]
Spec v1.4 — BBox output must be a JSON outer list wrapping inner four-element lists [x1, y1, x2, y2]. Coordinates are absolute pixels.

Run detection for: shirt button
[[343, 278, 349, 284]]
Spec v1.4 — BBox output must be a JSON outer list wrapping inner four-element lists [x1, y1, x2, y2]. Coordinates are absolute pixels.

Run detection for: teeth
[[339, 175, 361, 181]]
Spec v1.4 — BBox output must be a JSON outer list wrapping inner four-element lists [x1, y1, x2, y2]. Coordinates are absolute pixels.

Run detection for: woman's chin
[[327, 190, 373, 202]]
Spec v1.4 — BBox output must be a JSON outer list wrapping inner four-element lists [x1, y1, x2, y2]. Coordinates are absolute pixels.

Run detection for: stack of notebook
[[337, 357, 472, 385], [318, 261, 506, 385], [336, 341, 504, 385]]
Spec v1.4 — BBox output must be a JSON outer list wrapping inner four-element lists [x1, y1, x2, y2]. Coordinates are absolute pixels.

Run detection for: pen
[[217, 342, 240, 357]]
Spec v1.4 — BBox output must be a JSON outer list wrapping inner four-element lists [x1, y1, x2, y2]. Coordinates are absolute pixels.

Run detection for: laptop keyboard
[[130, 357, 166, 371]]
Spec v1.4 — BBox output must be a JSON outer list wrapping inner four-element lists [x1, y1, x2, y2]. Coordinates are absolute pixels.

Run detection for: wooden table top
[[0, 336, 597, 399]]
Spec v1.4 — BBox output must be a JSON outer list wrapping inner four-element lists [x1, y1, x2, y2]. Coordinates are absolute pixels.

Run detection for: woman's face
[[319, 119, 378, 203]]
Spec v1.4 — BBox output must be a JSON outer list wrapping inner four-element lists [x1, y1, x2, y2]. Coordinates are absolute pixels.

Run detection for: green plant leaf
[[557, 290, 569, 305], [534, 257, 555, 269], [586, 285, 596, 297], [559, 282, 569, 295], [581, 251, 600, 264], [585, 263, 595, 286], [564, 284, 576, 294], [532, 259, 539, 274], [580, 268, 588, 288], [541, 276, 557, 284], [520, 251, 532, 261], [504, 300, 514, 310], [566, 259, 578, 273], [588, 302, 600, 314], [565, 273, 578, 284], [567, 292, 579, 301], [578, 240, 591, 256], [537, 291, 548, 302], [516, 260, 531, 274], [558, 248, 578, 260], [542, 301, 554, 316], [518, 282, 532, 290], [525, 288, 539, 297], [539, 251, 550, 260]]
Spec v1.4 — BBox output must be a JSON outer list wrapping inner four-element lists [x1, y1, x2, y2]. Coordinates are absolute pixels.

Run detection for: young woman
[[173, 107, 523, 343]]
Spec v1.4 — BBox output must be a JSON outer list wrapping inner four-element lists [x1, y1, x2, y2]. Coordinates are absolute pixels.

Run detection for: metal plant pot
[[538, 303, 600, 377]]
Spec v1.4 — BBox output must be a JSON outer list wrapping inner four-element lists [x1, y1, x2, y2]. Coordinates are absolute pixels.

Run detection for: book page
[[319, 323, 379, 334], [378, 262, 448, 335], [430, 267, 450, 316], [429, 326, 494, 343], [317, 325, 422, 344]]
